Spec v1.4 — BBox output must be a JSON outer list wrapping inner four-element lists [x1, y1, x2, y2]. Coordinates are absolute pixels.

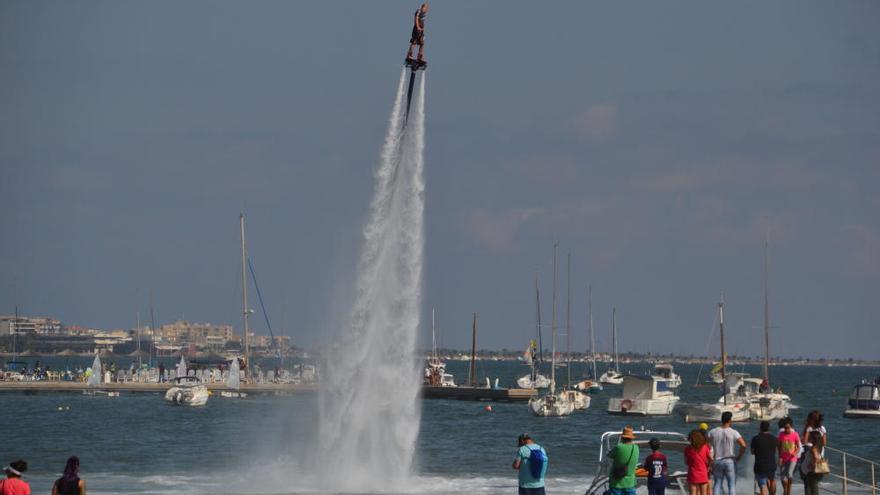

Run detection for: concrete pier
[[0, 381, 316, 395]]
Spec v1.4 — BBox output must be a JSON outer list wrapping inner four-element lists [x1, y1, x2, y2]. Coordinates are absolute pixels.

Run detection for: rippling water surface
[[4, 359, 878, 494]]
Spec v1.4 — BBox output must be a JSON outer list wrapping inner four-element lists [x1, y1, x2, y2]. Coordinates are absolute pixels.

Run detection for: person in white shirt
[[707, 411, 747, 495]]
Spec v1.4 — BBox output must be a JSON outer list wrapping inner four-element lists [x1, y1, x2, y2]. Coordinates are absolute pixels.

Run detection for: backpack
[[528, 446, 547, 478]]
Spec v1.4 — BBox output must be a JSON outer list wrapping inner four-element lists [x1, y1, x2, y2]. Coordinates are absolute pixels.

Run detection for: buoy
[[485, 405, 493, 412], [57, 406, 63, 411]]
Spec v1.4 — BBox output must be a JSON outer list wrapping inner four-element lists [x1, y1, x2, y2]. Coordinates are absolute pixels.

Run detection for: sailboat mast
[[240, 213, 250, 363], [431, 307, 437, 364], [566, 252, 572, 386], [550, 243, 559, 394], [149, 291, 156, 366], [612, 307, 619, 373], [136, 311, 142, 368], [535, 273, 543, 365], [589, 285, 597, 379], [11, 305, 17, 362], [469, 313, 478, 387], [763, 237, 770, 384], [719, 296, 727, 405]]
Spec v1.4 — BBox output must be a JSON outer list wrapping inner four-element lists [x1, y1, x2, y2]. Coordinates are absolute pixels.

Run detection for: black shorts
[[410, 26, 424, 45]]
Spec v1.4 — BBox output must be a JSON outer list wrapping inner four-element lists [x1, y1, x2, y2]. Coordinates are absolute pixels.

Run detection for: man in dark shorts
[[406, 3, 428, 62], [751, 421, 780, 495]]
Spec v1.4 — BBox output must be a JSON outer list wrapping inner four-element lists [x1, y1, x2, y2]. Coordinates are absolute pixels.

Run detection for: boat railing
[[820, 446, 880, 495]]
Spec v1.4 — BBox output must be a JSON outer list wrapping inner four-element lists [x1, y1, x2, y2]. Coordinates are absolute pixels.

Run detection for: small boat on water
[[518, 276, 551, 390], [599, 308, 623, 385], [843, 379, 880, 418], [219, 357, 247, 399], [746, 237, 791, 421], [528, 244, 576, 417], [651, 363, 682, 389], [165, 376, 209, 406], [608, 375, 680, 416], [677, 297, 750, 423]]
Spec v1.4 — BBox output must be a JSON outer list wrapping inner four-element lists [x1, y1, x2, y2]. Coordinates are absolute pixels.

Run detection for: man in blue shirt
[[512, 433, 548, 495]]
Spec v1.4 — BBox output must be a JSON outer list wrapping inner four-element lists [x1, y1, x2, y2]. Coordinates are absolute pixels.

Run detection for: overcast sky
[[2, 1, 878, 359]]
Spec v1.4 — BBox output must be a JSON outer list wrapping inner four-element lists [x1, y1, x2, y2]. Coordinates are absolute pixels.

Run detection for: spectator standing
[[777, 417, 802, 495], [0, 460, 30, 495], [608, 426, 640, 495], [512, 434, 548, 495], [707, 411, 747, 495], [684, 429, 713, 495], [643, 438, 668, 495], [751, 421, 779, 495], [52, 456, 85, 495]]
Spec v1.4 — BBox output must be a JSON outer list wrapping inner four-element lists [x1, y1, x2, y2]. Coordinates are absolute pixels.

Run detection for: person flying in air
[[406, 3, 428, 64]]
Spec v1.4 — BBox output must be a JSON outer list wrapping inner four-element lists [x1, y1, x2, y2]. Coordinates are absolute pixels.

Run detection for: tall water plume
[[318, 68, 427, 491]]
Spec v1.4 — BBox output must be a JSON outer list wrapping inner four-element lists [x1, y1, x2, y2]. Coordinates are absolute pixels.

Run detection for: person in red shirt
[[643, 438, 669, 495], [685, 430, 713, 495], [0, 460, 31, 495]]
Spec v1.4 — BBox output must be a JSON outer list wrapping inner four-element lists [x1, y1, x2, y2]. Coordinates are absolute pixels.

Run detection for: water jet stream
[[318, 68, 427, 492]]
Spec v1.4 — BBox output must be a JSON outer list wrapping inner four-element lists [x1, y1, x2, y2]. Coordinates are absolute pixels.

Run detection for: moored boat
[[844, 379, 880, 418], [164, 376, 209, 406], [608, 375, 680, 416]]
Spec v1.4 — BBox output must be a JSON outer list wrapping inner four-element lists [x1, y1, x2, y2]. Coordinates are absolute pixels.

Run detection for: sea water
[[3, 361, 878, 494]]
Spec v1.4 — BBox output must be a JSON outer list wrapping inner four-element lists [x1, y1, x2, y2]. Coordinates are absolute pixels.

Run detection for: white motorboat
[[608, 375, 680, 416], [599, 307, 623, 385], [843, 380, 880, 418], [164, 376, 209, 406], [82, 390, 119, 397], [528, 244, 575, 417], [651, 363, 682, 389], [583, 430, 692, 495]]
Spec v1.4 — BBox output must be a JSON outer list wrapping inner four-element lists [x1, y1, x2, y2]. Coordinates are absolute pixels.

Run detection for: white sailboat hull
[[599, 370, 624, 385], [528, 394, 576, 417], [517, 374, 551, 389], [678, 399, 750, 423], [748, 393, 791, 420], [561, 389, 591, 410]]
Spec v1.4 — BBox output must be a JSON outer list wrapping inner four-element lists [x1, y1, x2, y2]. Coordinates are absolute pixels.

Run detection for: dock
[[420, 385, 537, 402], [0, 381, 316, 395]]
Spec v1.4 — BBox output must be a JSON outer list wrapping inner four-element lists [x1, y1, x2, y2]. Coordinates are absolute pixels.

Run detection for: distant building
[[250, 335, 292, 349], [158, 320, 233, 349], [0, 315, 62, 335]]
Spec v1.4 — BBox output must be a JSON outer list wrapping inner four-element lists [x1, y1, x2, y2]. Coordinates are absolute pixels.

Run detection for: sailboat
[[517, 274, 551, 389], [82, 352, 119, 396], [529, 244, 576, 417], [747, 237, 791, 420], [559, 253, 590, 410], [575, 285, 603, 394], [599, 308, 624, 385], [220, 357, 248, 398], [677, 296, 750, 423], [424, 308, 456, 387]]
